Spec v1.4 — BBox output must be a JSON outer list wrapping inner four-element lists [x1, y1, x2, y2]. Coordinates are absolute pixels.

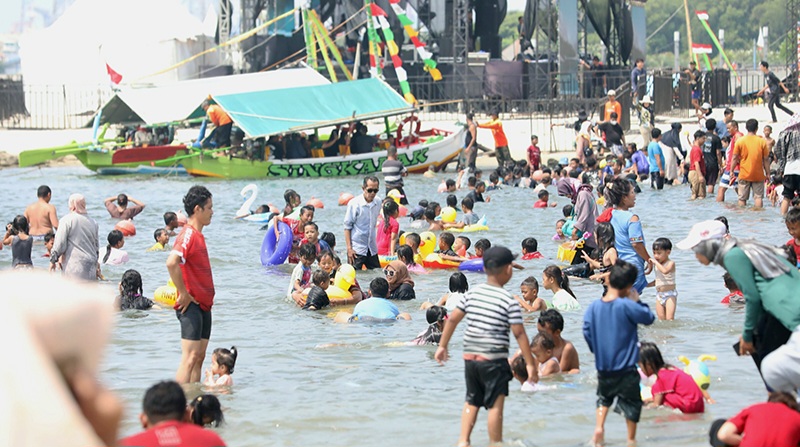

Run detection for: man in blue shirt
[[647, 128, 665, 190]]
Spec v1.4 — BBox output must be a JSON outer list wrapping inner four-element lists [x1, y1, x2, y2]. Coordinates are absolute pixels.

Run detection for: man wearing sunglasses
[[344, 176, 382, 269]]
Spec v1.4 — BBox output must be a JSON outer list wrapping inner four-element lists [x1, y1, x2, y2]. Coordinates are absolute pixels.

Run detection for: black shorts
[[464, 359, 513, 409], [782, 174, 800, 199], [353, 252, 381, 270], [705, 166, 719, 186], [176, 302, 212, 341], [596, 368, 642, 423]]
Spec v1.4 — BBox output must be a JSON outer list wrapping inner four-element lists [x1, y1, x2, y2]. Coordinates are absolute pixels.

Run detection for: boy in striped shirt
[[436, 246, 537, 446]]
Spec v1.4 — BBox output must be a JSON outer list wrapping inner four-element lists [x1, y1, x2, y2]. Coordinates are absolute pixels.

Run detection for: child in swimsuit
[[204, 346, 237, 387], [514, 276, 546, 312], [553, 219, 567, 241], [397, 245, 425, 275], [520, 237, 543, 260], [650, 238, 677, 320], [531, 331, 561, 377]]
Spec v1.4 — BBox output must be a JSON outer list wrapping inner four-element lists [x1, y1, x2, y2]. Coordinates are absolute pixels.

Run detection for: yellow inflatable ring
[[422, 253, 461, 269]]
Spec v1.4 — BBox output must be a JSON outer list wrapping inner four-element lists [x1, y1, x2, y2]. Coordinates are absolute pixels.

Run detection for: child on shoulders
[[288, 243, 317, 306], [583, 260, 656, 446], [721, 272, 744, 304], [521, 237, 543, 260], [303, 270, 331, 311], [514, 276, 546, 312], [639, 341, 705, 413], [204, 346, 237, 387], [543, 265, 580, 311], [147, 228, 170, 252]]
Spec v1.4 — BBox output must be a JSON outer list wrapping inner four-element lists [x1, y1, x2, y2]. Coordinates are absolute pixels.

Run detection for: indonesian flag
[[106, 63, 123, 85], [692, 43, 713, 54], [695, 10, 709, 21]]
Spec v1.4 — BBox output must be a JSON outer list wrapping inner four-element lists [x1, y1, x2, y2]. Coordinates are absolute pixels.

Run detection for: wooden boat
[[180, 127, 465, 179], [73, 145, 189, 175]]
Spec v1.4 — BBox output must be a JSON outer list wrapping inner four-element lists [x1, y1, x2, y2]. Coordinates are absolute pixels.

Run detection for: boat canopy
[[90, 67, 330, 127], [211, 78, 416, 139]]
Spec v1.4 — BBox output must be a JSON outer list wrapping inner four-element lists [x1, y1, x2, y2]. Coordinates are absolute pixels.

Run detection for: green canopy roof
[[211, 78, 415, 138]]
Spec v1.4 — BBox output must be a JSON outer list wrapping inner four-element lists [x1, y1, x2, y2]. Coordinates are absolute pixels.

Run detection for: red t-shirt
[[522, 252, 544, 260], [786, 239, 800, 265], [527, 145, 541, 171], [119, 421, 226, 447], [689, 145, 705, 174], [727, 402, 800, 447], [721, 290, 744, 304], [533, 200, 548, 209], [376, 216, 399, 256], [726, 131, 743, 171], [651, 367, 704, 414], [172, 225, 215, 311]]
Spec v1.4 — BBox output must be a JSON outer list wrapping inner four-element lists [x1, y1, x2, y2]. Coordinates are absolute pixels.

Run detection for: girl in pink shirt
[[639, 341, 705, 413], [376, 199, 399, 256]]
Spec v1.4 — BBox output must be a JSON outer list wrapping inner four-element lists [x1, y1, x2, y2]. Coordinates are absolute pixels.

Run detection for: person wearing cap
[[634, 95, 654, 147], [478, 111, 513, 168], [757, 60, 794, 123], [201, 99, 232, 148], [381, 145, 408, 205], [774, 114, 800, 215], [435, 246, 537, 447], [603, 90, 622, 123], [678, 220, 800, 393], [684, 61, 702, 113]]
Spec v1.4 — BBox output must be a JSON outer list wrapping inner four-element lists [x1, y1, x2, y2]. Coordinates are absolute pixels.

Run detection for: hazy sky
[[508, 0, 526, 13]]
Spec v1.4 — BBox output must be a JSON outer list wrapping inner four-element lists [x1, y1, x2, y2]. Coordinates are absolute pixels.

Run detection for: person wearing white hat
[[634, 95, 654, 147], [679, 220, 800, 393], [603, 90, 621, 122]]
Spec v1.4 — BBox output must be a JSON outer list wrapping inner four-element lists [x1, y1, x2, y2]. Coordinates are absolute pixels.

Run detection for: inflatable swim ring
[[450, 216, 489, 233], [422, 253, 461, 269], [154, 280, 177, 307], [418, 232, 436, 257], [440, 207, 457, 223], [242, 212, 274, 223], [261, 221, 292, 266], [458, 258, 484, 272], [379, 255, 398, 268], [303, 285, 352, 301], [334, 265, 356, 291]]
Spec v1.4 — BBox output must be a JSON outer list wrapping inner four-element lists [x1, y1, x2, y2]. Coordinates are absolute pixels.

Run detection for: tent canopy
[[212, 78, 415, 138], [93, 67, 330, 126]]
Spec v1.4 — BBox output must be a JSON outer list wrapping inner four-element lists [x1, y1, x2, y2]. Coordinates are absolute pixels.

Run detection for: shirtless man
[[537, 309, 580, 373], [24, 185, 59, 240]]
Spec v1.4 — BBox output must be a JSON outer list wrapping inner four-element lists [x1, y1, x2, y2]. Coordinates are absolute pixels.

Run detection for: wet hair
[[538, 309, 564, 332], [768, 392, 800, 411], [423, 207, 437, 221], [456, 236, 471, 251], [693, 130, 706, 141], [449, 272, 469, 293], [714, 216, 730, 234], [163, 212, 177, 226], [521, 237, 538, 253], [11, 215, 29, 234], [429, 201, 440, 212], [650, 128, 661, 139], [369, 277, 390, 297], [594, 222, 616, 256], [404, 232, 420, 248], [312, 269, 330, 287], [303, 221, 319, 232], [639, 341, 667, 375], [213, 346, 238, 374], [467, 176, 477, 187], [382, 199, 399, 231], [117, 193, 129, 207], [652, 237, 672, 252], [786, 208, 800, 225], [103, 230, 125, 264], [521, 276, 539, 292], [426, 305, 448, 324], [298, 243, 317, 261], [44, 232, 55, 244], [37, 185, 51, 198], [440, 232, 455, 248], [722, 272, 739, 292], [562, 204, 574, 218], [445, 179, 456, 189], [304, 285, 330, 310], [446, 194, 458, 208], [604, 177, 633, 207], [532, 331, 555, 351], [153, 228, 166, 242], [556, 218, 566, 228], [461, 197, 474, 211], [299, 205, 315, 218], [474, 238, 491, 252], [543, 265, 575, 298], [511, 355, 528, 381], [537, 189, 549, 200], [320, 232, 336, 249], [746, 118, 758, 133], [189, 394, 224, 427], [362, 175, 379, 187], [183, 185, 213, 216], [608, 259, 638, 290], [142, 381, 186, 424], [489, 172, 499, 184], [283, 189, 300, 215], [120, 269, 144, 302], [705, 118, 717, 131], [396, 245, 415, 265]]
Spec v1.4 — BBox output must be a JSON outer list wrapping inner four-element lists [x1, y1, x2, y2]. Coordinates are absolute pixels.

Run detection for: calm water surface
[[0, 166, 788, 446]]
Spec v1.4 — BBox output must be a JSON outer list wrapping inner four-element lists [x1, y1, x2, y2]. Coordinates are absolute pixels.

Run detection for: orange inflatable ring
[[422, 253, 461, 270], [396, 115, 422, 146]]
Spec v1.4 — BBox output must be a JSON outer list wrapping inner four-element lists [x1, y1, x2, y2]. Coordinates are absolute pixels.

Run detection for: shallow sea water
[[0, 165, 788, 446]]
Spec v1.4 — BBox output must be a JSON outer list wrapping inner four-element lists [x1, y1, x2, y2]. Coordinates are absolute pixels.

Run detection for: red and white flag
[[106, 63, 123, 85], [695, 10, 709, 21], [692, 43, 713, 54]]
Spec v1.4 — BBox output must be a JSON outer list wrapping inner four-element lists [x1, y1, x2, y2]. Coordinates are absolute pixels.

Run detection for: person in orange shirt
[[603, 90, 622, 122], [731, 118, 770, 209], [478, 111, 514, 168], [201, 100, 233, 148]]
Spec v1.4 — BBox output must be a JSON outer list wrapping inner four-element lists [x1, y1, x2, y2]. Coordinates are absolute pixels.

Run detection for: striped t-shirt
[[458, 283, 523, 360]]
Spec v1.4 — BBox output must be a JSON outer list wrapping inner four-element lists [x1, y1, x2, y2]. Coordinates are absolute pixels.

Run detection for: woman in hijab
[[50, 194, 100, 281], [557, 177, 597, 265], [678, 220, 800, 393], [659, 123, 686, 184], [384, 260, 416, 300], [597, 177, 653, 293]]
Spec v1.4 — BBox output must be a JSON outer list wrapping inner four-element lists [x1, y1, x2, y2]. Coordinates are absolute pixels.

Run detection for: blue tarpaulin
[[211, 78, 415, 138]]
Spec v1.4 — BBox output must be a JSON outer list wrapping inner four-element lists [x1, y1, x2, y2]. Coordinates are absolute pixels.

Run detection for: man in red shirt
[[688, 130, 707, 200], [717, 120, 744, 202], [167, 186, 215, 384], [120, 381, 226, 447], [526, 134, 541, 174]]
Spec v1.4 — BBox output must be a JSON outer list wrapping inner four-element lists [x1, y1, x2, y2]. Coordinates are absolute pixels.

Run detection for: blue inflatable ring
[[458, 258, 484, 273], [261, 221, 292, 266]]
